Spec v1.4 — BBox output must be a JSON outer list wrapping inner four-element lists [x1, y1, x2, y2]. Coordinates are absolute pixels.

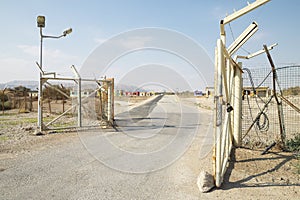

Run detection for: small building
[[70, 90, 93, 98], [146, 91, 155, 96], [28, 90, 38, 98], [139, 92, 146, 96], [194, 90, 203, 96], [243, 86, 270, 98], [125, 91, 132, 96], [115, 90, 124, 97], [132, 91, 140, 96], [205, 87, 214, 98]]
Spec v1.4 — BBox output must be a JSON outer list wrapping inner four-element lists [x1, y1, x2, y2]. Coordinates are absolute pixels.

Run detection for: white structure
[[213, 0, 271, 188]]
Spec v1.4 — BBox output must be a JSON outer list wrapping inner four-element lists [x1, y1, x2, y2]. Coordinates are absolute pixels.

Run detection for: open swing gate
[[213, 0, 271, 187], [37, 65, 114, 131]]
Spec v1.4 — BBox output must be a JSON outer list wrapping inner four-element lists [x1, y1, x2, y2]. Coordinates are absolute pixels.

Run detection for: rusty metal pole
[[263, 45, 286, 147]]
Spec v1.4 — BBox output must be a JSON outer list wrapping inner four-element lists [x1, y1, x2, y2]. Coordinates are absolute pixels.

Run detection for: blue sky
[[0, 0, 299, 90]]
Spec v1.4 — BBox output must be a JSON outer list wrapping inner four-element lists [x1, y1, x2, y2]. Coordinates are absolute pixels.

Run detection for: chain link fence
[[242, 65, 300, 148]]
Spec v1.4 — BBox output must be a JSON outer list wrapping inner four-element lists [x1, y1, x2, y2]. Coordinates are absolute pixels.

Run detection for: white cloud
[[94, 36, 153, 49], [94, 38, 108, 44], [0, 57, 37, 83], [17, 44, 77, 60], [212, 6, 225, 20], [17, 45, 39, 57], [0, 44, 82, 83], [252, 31, 268, 41], [17, 44, 81, 74], [116, 36, 153, 49]]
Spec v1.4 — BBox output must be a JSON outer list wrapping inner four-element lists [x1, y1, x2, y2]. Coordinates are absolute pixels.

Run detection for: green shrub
[[283, 86, 300, 96], [0, 93, 8, 102], [0, 101, 12, 110], [4, 101, 11, 109], [286, 134, 300, 152]]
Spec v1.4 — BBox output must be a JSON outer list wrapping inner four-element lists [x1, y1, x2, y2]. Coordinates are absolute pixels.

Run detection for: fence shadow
[[220, 148, 300, 190]]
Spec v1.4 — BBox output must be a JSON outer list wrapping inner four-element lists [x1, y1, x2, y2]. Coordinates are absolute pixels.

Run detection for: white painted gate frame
[[213, 0, 271, 187]]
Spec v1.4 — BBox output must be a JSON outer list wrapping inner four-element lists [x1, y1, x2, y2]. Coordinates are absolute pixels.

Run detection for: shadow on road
[[115, 94, 164, 126]]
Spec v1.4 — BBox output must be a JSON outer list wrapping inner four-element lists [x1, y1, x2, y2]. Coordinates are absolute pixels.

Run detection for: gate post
[[71, 65, 82, 127], [215, 38, 225, 187], [233, 62, 242, 147], [78, 77, 82, 127], [107, 80, 112, 123]]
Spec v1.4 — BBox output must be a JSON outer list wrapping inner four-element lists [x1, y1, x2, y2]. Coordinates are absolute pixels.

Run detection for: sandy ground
[[0, 96, 299, 199], [179, 97, 299, 199]]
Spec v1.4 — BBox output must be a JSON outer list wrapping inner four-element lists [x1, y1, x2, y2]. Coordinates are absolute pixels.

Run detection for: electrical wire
[[246, 93, 262, 141], [243, 68, 270, 132], [255, 70, 272, 89], [256, 112, 269, 132]]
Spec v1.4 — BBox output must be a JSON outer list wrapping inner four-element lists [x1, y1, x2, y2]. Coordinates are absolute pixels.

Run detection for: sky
[[0, 0, 300, 91]]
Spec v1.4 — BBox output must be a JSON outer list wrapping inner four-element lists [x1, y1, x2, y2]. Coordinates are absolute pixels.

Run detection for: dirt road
[[0, 95, 213, 199], [0, 95, 299, 199]]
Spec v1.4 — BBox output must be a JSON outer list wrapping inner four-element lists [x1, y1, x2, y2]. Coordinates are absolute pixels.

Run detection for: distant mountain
[[0, 80, 147, 92], [115, 84, 147, 92], [0, 80, 38, 90]]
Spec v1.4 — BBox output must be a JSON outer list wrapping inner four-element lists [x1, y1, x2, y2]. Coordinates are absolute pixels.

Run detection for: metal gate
[[213, 0, 270, 187], [37, 65, 114, 131]]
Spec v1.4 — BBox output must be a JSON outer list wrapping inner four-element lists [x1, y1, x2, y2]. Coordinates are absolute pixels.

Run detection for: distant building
[[243, 86, 270, 98], [115, 90, 124, 96], [28, 90, 38, 98], [121, 91, 156, 97], [132, 91, 140, 96], [146, 91, 155, 96], [70, 90, 93, 98], [205, 87, 214, 98], [125, 91, 132, 96], [194, 90, 203, 96], [139, 92, 146, 96]]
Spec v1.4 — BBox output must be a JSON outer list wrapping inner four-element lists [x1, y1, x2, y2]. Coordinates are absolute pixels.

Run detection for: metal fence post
[[215, 39, 224, 187], [71, 65, 82, 127], [78, 77, 82, 127], [107, 81, 111, 123], [38, 31, 43, 131], [233, 62, 242, 147]]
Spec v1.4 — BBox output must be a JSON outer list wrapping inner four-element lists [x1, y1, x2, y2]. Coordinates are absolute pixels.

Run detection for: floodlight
[[37, 16, 45, 28], [63, 28, 72, 36], [36, 15, 72, 131]]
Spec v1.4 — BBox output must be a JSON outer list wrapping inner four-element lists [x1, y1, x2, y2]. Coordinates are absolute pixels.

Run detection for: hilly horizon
[[0, 80, 173, 92]]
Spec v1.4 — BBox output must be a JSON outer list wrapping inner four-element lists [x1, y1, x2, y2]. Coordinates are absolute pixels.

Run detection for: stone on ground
[[197, 171, 215, 193]]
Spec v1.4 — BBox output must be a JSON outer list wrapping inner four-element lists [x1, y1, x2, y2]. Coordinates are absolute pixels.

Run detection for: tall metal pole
[[263, 45, 286, 147], [71, 65, 82, 127], [78, 77, 82, 127], [38, 27, 43, 131], [215, 39, 224, 187], [107, 81, 111, 123], [36, 16, 72, 132]]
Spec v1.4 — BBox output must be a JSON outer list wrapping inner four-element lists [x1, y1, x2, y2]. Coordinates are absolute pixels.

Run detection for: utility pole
[[36, 15, 72, 132]]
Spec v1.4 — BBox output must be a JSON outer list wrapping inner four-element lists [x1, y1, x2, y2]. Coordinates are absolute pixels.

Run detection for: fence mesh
[[39, 79, 113, 130], [242, 65, 300, 148]]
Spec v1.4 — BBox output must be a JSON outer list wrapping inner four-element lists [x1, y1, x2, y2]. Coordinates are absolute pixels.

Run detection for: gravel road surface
[[0, 95, 213, 200]]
